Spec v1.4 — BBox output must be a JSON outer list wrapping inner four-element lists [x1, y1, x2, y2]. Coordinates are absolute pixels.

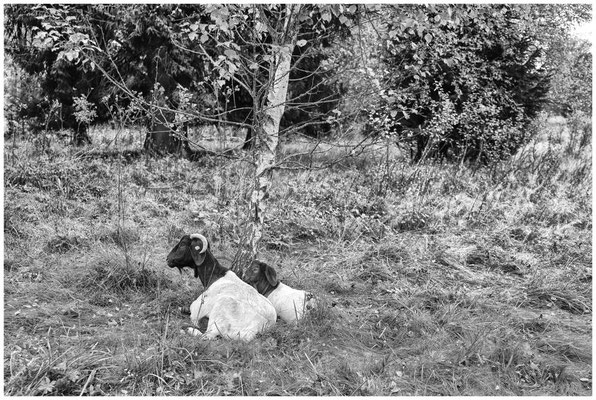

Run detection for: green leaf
[[297, 11, 311, 22], [36, 377, 55, 395], [63, 50, 79, 62], [255, 21, 267, 33], [330, 4, 341, 17], [223, 48, 237, 59], [66, 369, 81, 382]]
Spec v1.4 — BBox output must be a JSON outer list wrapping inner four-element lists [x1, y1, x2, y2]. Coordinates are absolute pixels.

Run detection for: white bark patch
[[246, 6, 299, 258]]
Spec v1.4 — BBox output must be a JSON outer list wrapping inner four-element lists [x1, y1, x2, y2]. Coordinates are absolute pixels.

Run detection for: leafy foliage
[[547, 37, 592, 117], [3, 54, 46, 137], [5, 4, 352, 148], [172, 4, 355, 147], [5, 5, 108, 143], [366, 4, 560, 164]]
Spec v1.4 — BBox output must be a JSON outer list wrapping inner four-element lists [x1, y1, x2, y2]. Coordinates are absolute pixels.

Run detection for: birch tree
[[16, 3, 358, 274], [246, 5, 299, 262], [176, 4, 356, 274]]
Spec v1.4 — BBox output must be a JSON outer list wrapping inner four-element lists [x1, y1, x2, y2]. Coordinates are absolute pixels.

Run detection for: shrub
[[367, 5, 551, 164]]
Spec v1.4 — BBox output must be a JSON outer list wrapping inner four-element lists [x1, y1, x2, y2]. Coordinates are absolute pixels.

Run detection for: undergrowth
[[4, 118, 592, 396]]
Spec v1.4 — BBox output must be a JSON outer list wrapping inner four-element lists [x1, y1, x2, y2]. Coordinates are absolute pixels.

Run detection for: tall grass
[[4, 115, 591, 395]]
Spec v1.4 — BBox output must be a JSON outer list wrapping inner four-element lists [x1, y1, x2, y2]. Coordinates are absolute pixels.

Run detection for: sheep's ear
[[189, 239, 207, 277], [262, 263, 278, 286]]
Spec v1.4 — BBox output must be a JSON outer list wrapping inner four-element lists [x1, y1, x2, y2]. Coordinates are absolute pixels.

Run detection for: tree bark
[[143, 122, 191, 156], [143, 98, 192, 157], [234, 6, 299, 276], [72, 124, 92, 146]]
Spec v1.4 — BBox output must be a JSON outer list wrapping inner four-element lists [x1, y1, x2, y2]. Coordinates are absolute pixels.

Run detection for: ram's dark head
[[167, 234, 227, 289], [166, 234, 210, 278], [243, 260, 279, 297]]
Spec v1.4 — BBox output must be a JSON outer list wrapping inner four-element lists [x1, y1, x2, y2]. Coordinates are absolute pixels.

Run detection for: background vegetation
[[3, 3, 592, 396]]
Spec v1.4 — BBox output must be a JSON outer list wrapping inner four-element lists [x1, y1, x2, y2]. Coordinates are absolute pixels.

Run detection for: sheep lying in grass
[[243, 260, 316, 324], [166, 234, 277, 341]]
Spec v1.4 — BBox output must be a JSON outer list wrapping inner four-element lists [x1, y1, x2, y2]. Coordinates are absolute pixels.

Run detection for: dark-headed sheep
[[167, 234, 277, 341], [243, 260, 316, 324]]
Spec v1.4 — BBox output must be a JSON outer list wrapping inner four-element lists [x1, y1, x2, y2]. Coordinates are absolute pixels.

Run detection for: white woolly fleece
[[267, 282, 315, 324], [188, 271, 277, 341]]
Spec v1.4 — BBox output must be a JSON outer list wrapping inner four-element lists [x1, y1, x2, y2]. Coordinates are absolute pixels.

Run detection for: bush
[[367, 5, 551, 164]]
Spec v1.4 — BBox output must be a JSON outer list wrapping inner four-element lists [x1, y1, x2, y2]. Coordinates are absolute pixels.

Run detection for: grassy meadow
[[3, 117, 592, 395]]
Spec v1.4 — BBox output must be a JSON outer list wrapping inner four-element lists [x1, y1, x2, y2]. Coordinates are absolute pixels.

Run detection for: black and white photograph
[[3, 3, 592, 396]]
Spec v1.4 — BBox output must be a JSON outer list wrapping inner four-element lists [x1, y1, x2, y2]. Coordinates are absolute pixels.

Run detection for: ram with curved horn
[[166, 234, 277, 341]]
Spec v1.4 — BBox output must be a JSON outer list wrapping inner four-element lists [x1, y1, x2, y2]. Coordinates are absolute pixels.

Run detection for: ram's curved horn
[[190, 233, 208, 254]]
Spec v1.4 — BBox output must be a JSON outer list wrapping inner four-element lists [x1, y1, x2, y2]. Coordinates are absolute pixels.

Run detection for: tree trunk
[[72, 124, 92, 146], [143, 122, 191, 156], [233, 5, 299, 276], [143, 97, 193, 157], [249, 13, 298, 257]]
